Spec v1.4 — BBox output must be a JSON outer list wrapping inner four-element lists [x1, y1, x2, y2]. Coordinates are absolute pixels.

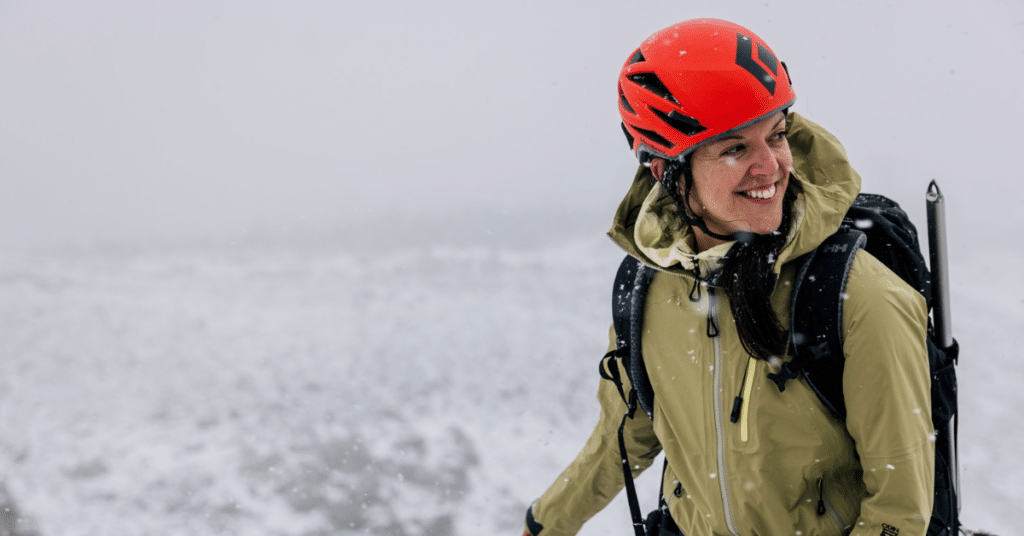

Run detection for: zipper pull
[[816, 478, 827, 516], [689, 277, 702, 303], [730, 395, 743, 423], [730, 357, 753, 424], [705, 288, 719, 338]]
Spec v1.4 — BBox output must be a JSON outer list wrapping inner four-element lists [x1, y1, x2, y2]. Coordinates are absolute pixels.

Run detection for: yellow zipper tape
[[740, 357, 757, 442]]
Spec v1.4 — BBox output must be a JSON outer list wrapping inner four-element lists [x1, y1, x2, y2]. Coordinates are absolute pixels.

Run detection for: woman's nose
[[749, 144, 780, 178]]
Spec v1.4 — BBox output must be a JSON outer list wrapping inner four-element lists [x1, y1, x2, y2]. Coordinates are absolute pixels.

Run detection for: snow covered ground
[[0, 218, 1019, 536]]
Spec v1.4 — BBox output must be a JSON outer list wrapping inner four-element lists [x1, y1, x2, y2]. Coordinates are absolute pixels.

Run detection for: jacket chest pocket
[[734, 367, 847, 455]]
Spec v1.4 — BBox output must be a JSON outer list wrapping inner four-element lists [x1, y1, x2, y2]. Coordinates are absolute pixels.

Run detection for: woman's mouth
[[740, 183, 777, 200]]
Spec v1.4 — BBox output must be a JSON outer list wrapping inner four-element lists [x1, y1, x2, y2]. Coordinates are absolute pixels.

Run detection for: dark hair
[[661, 161, 791, 360]]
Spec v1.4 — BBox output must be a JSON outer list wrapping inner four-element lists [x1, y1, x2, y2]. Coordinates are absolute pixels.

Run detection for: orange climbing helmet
[[618, 18, 796, 163]]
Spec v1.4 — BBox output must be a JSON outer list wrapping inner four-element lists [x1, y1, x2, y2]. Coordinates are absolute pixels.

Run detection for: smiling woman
[[523, 18, 941, 536]]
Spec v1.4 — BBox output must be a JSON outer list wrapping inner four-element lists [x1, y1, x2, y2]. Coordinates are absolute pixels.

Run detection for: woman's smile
[[739, 182, 778, 201]]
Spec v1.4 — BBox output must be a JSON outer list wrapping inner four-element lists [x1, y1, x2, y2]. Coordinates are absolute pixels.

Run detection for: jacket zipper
[[709, 288, 741, 536], [817, 478, 849, 533]]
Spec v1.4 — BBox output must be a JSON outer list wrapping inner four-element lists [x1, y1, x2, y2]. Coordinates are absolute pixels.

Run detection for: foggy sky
[[1, 0, 1021, 253]]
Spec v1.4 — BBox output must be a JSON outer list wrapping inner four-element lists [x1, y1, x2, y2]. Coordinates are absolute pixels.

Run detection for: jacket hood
[[607, 112, 861, 276]]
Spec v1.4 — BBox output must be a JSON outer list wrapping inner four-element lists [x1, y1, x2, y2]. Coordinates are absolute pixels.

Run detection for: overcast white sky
[[0, 0, 1021, 253]]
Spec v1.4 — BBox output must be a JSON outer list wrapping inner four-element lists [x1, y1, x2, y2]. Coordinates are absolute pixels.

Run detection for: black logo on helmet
[[735, 33, 779, 95]]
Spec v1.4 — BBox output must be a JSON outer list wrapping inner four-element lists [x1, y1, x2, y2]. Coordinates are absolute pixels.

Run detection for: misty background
[[1, 0, 1021, 255], [0, 1, 1022, 535]]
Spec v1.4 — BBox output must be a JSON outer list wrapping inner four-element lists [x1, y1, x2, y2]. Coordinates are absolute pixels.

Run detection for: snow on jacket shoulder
[[528, 113, 934, 536]]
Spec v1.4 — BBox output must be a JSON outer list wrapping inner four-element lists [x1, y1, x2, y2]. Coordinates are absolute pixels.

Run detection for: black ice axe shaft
[[925, 179, 960, 513]]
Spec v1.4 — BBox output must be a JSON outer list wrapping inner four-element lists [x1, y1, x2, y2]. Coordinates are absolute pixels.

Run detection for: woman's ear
[[649, 158, 666, 182]]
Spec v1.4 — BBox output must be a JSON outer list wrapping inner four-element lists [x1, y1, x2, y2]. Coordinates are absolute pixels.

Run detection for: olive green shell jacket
[[530, 113, 935, 536]]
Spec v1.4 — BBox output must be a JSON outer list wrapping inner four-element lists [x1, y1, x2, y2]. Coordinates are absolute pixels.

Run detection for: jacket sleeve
[[526, 325, 662, 536], [841, 251, 935, 536]]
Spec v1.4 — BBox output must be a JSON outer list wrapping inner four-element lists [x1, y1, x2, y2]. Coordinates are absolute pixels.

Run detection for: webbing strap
[[601, 350, 646, 535], [616, 389, 647, 536], [600, 351, 628, 407]]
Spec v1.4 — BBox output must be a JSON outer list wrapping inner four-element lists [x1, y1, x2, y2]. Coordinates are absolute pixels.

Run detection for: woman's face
[[685, 112, 792, 250]]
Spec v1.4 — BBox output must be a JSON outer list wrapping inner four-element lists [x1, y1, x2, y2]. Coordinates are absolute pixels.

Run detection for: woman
[[524, 18, 935, 536]]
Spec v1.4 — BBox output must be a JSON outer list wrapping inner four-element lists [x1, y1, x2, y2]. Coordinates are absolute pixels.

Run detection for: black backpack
[[601, 192, 960, 536]]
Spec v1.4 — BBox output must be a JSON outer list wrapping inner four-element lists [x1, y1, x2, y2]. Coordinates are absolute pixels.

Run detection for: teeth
[[743, 184, 776, 199]]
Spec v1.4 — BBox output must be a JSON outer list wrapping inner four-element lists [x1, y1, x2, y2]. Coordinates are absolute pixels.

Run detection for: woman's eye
[[723, 144, 744, 156]]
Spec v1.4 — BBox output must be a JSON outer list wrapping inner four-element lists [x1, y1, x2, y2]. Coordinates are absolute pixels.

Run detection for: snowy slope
[[0, 224, 1018, 536]]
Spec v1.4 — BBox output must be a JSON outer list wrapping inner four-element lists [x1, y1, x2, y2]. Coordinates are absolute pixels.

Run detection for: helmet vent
[[618, 83, 636, 114], [650, 107, 707, 137], [627, 48, 645, 65], [631, 125, 675, 150], [627, 73, 679, 105]]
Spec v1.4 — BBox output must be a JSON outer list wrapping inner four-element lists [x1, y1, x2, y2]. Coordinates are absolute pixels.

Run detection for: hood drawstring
[[689, 262, 703, 303], [690, 263, 720, 339], [706, 289, 720, 338], [688, 277, 702, 303]]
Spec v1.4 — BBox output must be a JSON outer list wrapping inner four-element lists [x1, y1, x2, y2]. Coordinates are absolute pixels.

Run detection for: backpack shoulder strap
[[601, 255, 657, 419], [783, 227, 866, 420], [611, 255, 641, 353], [601, 255, 641, 405]]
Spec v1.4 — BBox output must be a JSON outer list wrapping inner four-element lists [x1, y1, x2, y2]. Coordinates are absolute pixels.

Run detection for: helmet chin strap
[[662, 160, 757, 245]]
